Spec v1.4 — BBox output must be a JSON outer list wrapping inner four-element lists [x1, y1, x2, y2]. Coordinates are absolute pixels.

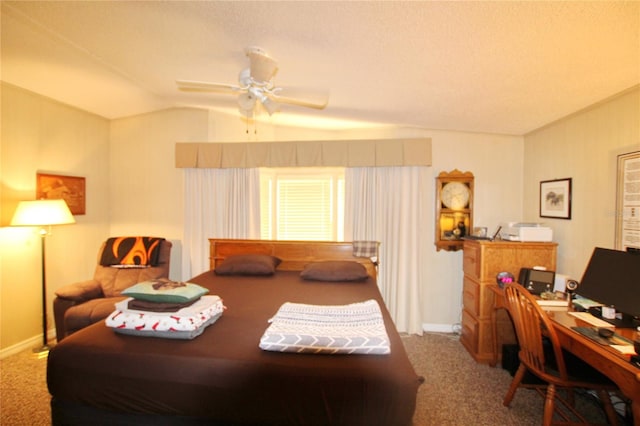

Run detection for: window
[[260, 168, 344, 241]]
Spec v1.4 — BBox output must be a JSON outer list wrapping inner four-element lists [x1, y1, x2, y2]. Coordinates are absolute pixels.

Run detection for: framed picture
[[615, 151, 640, 250], [539, 178, 572, 219], [36, 173, 86, 215]]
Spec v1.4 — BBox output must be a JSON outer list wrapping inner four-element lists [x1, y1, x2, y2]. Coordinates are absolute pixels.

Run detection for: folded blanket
[[105, 295, 224, 333], [259, 299, 390, 355], [100, 236, 164, 266], [127, 298, 197, 313], [352, 240, 379, 258]]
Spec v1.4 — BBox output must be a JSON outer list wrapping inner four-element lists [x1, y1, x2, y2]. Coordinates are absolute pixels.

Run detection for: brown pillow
[[214, 254, 282, 276], [300, 261, 369, 282]]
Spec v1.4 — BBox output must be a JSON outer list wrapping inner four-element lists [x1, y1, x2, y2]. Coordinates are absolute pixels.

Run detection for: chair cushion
[[55, 280, 103, 302], [96, 264, 170, 298], [63, 297, 127, 335]]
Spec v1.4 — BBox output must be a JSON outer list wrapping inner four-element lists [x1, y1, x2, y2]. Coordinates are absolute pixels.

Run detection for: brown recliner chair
[[53, 238, 172, 341]]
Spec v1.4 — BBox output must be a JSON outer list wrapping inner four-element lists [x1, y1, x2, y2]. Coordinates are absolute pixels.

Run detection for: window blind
[[260, 168, 344, 241]]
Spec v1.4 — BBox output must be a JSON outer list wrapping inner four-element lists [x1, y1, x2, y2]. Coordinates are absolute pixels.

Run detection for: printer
[[500, 222, 553, 242]]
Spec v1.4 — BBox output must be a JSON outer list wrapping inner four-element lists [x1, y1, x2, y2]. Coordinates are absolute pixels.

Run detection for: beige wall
[[424, 129, 523, 329], [109, 108, 210, 281], [0, 82, 526, 352], [523, 86, 639, 282], [1, 83, 110, 352]]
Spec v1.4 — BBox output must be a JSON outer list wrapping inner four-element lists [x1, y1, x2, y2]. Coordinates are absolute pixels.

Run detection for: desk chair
[[502, 283, 619, 425]]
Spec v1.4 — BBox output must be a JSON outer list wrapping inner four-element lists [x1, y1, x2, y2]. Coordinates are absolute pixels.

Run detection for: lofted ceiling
[[1, 1, 638, 135]]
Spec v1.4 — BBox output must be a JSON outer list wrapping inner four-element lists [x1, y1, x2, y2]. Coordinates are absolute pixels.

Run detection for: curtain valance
[[175, 138, 431, 168]]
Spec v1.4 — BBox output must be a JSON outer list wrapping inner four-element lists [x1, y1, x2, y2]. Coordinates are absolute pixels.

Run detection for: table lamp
[[11, 199, 75, 353]]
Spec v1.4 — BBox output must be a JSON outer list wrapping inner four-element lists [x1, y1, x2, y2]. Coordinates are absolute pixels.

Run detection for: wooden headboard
[[209, 239, 378, 277]]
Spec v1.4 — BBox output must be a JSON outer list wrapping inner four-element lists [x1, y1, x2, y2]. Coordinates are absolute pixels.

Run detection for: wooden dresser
[[461, 239, 557, 364]]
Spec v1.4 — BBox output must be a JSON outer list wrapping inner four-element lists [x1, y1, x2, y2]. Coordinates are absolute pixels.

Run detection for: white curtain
[[183, 168, 260, 279], [345, 166, 428, 335]]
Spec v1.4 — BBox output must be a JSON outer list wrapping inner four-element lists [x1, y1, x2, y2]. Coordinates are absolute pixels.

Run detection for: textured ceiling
[[1, 1, 638, 135]]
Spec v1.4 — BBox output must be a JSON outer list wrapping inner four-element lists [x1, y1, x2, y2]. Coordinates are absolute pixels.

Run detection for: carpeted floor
[[0, 332, 621, 425], [403, 333, 614, 425], [1, 349, 50, 425]]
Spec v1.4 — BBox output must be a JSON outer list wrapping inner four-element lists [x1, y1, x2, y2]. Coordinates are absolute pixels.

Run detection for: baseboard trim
[[0, 330, 56, 360], [422, 323, 457, 333]]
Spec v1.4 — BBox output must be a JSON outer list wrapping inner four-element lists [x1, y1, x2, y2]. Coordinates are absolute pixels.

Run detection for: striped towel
[[259, 299, 390, 355]]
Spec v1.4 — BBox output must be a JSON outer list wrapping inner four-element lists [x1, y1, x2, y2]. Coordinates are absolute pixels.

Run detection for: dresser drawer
[[462, 277, 480, 316], [460, 240, 557, 364], [460, 309, 478, 354], [462, 243, 480, 279]]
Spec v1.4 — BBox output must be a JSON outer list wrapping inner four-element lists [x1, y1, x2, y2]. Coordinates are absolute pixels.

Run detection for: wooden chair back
[[502, 283, 619, 425], [503, 283, 568, 384]]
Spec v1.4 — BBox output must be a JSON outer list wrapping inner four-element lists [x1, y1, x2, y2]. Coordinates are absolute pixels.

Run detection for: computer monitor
[[576, 247, 640, 323]]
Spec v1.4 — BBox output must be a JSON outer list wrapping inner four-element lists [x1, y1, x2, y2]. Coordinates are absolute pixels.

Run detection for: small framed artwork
[[540, 178, 572, 219], [36, 173, 86, 215]]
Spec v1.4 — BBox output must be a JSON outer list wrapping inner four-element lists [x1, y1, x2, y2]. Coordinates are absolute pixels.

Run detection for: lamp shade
[[11, 199, 76, 226]]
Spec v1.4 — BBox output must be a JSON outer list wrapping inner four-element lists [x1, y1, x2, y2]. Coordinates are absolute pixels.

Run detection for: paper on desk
[[611, 345, 637, 355], [568, 311, 615, 329]]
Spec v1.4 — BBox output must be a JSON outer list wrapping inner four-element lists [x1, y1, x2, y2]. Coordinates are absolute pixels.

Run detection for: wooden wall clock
[[435, 169, 474, 251]]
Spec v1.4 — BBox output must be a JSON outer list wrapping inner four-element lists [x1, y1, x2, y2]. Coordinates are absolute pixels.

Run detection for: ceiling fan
[[176, 47, 329, 117]]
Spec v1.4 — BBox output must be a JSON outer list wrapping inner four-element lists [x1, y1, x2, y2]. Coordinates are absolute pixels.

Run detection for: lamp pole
[[38, 230, 49, 351], [10, 199, 76, 354]]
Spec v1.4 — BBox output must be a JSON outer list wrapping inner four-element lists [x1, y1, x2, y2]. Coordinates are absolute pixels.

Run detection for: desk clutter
[[572, 326, 633, 348], [568, 311, 615, 329], [105, 278, 224, 339]]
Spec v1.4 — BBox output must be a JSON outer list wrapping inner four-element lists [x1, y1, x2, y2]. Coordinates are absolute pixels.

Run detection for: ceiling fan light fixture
[[239, 107, 254, 119], [262, 97, 279, 116], [248, 86, 267, 102], [237, 92, 256, 110]]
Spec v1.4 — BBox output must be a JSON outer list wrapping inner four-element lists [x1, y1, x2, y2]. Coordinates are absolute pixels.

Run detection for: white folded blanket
[[106, 295, 224, 332], [259, 299, 390, 355]]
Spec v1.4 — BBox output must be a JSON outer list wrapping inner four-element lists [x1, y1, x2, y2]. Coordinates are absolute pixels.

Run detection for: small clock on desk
[[435, 169, 474, 251]]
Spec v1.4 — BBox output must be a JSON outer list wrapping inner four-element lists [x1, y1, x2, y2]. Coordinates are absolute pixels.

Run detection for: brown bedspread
[[47, 270, 422, 425]]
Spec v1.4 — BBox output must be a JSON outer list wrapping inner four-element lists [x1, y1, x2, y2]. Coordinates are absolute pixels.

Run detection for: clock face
[[441, 181, 470, 209]]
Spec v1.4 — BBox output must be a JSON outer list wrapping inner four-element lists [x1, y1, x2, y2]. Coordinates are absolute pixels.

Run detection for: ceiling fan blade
[[246, 48, 278, 83], [176, 79, 242, 94], [177, 47, 328, 115], [270, 86, 329, 110]]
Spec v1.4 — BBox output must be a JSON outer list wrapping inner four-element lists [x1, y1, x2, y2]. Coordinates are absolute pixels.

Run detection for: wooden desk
[[549, 310, 640, 425], [490, 285, 640, 425]]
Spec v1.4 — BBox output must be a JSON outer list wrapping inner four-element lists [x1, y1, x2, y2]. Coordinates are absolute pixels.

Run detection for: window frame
[[260, 167, 345, 241]]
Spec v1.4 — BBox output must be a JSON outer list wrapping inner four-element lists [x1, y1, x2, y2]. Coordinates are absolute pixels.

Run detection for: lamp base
[[32, 344, 53, 357]]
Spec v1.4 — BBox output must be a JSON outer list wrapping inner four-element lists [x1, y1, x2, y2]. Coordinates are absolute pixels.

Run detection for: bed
[[47, 239, 423, 426]]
